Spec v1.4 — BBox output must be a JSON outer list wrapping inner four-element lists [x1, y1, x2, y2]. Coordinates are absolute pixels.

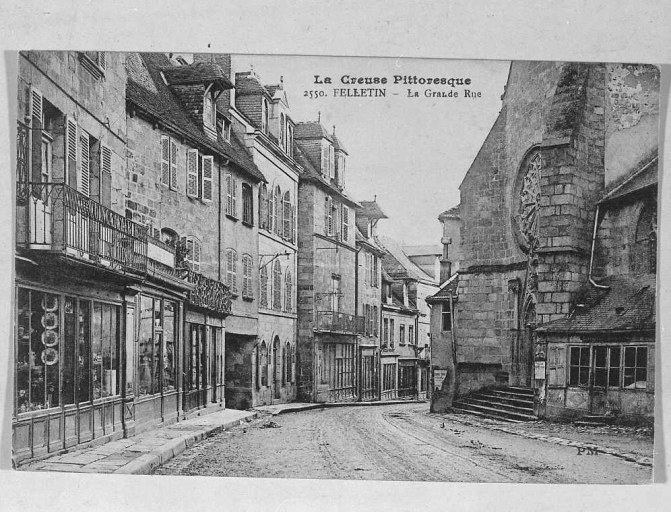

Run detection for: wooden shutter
[[232, 177, 238, 215], [225, 174, 233, 214], [100, 144, 112, 207], [283, 193, 291, 240], [193, 239, 201, 273], [170, 139, 178, 190], [291, 205, 296, 243], [29, 88, 43, 183], [268, 185, 275, 231], [259, 185, 268, 229], [342, 206, 349, 242], [160, 136, 170, 186], [185, 237, 194, 269], [201, 155, 214, 202], [548, 345, 566, 387], [97, 52, 106, 72], [186, 149, 199, 197], [79, 130, 90, 196], [65, 117, 78, 189]]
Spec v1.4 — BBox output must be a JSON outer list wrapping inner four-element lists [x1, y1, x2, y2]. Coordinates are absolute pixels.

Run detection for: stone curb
[[113, 412, 258, 475], [444, 413, 653, 468], [267, 400, 426, 415]]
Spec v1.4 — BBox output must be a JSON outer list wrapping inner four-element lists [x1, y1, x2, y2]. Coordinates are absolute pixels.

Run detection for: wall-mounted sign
[[433, 369, 448, 390], [534, 361, 546, 380]]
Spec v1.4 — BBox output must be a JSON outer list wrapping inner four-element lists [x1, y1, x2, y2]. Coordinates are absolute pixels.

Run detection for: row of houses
[[427, 61, 658, 424], [12, 50, 438, 465]]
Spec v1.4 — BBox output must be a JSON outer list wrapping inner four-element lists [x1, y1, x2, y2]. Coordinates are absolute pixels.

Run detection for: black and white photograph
[[9, 51, 658, 485]]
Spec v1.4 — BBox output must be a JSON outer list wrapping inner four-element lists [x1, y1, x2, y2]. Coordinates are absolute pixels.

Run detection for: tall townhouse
[[14, 51, 141, 463], [123, 53, 264, 431], [294, 122, 364, 403], [378, 237, 438, 400], [224, 68, 299, 407], [354, 200, 387, 401]]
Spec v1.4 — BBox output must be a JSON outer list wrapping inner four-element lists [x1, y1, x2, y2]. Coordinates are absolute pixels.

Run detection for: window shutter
[[100, 144, 112, 207], [342, 206, 349, 242], [268, 186, 275, 232], [170, 139, 178, 190], [232, 177, 238, 214], [275, 188, 282, 236], [65, 117, 78, 189], [185, 237, 194, 269], [259, 185, 268, 229], [291, 205, 296, 243], [186, 149, 199, 197], [160, 136, 170, 186], [79, 130, 90, 196], [548, 345, 566, 387], [28, 88, 43, 183], [283, 194, 291, 240], [97, 52, 106, 72], [193, 239, 201, 273], [225, 174, 233, 214], [201, 155, 213, 202]]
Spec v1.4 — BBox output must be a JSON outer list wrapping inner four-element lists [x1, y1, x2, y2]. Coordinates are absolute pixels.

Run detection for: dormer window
[[222, 117, 231, 143], [328, 145, 335, 179], [262, 98, 269, 134], [286, 124, 293, 156], [204, 90, 216, 128]]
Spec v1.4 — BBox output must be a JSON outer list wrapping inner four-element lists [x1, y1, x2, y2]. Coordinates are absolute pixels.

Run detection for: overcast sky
[[231, 54, 510, 247]]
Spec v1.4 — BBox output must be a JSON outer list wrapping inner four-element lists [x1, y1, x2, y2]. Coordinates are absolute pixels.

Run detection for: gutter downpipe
[[588, 204, 610, 290]]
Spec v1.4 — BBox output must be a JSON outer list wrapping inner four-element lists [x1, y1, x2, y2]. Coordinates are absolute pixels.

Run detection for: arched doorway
[[520, 302, 536, 387], [273, 336, 281, 400]]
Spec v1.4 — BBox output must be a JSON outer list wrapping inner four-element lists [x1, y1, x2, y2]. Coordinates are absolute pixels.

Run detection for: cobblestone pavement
[[154, 403, 652, 483]]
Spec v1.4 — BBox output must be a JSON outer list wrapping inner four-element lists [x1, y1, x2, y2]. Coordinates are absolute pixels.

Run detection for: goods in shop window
[[41, 347, 59, 366], [41, 329, 59, 347], [41, 311, 58, 329], [41, 294, 59, 312]]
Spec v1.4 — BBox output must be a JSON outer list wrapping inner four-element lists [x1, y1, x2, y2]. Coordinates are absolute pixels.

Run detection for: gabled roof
[[161, 63, 233, 89], [294, 121, 333, 141], [356, 226, 387, 254], [600, 156, 658, 204], [126, 53, 264, 182], [536, 275, 655, 334], [358, 200, 388, 220], [234, 72, 272, 98], [378, 236, 435, 283]]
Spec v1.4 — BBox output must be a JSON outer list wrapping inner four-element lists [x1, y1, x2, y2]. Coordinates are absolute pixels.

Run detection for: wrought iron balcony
[[315, 311, 365, 334], [16, 181, 148, 274]]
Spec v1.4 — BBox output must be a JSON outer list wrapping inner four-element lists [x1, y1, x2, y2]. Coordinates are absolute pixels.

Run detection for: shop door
[[186, 324, 208, 411], [588, 346, 617, 415]]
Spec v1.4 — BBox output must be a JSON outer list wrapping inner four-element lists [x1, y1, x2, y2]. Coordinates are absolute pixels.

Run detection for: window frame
[[242, 183, 254, 226], [441, 301, 452, 332], [242, 254, 254, 300], [226, 248, 238, 295]]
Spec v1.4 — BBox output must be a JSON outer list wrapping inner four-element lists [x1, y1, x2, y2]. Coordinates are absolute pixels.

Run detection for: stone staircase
[[452, 386, 537, 422]]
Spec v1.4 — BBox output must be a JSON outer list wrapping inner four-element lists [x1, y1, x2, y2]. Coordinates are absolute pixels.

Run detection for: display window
[[137, 295, 177, 397], [15, 287, 121, 415]]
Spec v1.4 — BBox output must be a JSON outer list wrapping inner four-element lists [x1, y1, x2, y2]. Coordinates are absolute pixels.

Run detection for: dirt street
[[154, 403, 652, 484]]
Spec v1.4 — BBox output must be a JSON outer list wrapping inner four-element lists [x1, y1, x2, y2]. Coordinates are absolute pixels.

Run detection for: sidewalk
[[255, 399, 426, 416], [20, 408, 257, 475]]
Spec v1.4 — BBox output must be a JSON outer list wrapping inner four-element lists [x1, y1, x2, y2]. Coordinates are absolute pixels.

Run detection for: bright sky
[[231, 55, 510, 246]]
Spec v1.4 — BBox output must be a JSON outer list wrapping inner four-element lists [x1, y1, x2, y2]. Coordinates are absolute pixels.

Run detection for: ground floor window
[[382, 363, 396, 392], [624, 346, 648, 389], [568, 345, 649, 389], [326, 343, 355, 390], [137, 295, 177, 397], [398, 364, 417, 397], [15, 286, 121, 414]]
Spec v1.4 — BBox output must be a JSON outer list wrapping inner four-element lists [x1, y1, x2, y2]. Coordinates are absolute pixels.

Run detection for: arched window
[[242, 254, 253, 299], [283, 190, 292, 240], [259, 183, 268, 230], [272, 260, 282, 310], [632, 201, 657, 274], [274, 185, 282, 236], [284, 270, 293, 312], [226, 248, 238, 294], [259, 265, 268, 308]]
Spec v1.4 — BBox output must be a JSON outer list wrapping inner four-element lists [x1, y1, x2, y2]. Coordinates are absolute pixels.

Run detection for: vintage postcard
[[8, 50, 659, 486]]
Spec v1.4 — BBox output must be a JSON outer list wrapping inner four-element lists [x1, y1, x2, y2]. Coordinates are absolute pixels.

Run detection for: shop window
[[624, 346, 648, 389], [15, 288, 121, 414], [382, 364, 396, 392], [137, 296, 176, 396], [569, 346, 590, 387], [242, 183, 253, 225]]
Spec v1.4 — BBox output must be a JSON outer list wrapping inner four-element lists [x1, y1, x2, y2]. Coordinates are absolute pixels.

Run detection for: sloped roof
[[378, 236, 436, 283], [161, 63, 233, 89], [331, 132, 348, 154], [234, 72, 271, 97], [600, 156, 658, 204], [426, 274, 459, 302], [536, 275, 656, 334], [294, 121, 333, 141], [126, 53, 264, 182], [439, 204, 460, 219], [358, 200, 388, 219], [356, 226, 386, 253], [403, 245, 442, 257]]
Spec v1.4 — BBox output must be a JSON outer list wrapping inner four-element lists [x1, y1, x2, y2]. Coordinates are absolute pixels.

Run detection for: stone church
[[454, 61, 658, 422]]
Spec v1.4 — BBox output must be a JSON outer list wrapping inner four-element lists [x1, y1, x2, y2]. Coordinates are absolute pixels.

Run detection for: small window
[[399, 324, 406, 345], [279, 113, 285, 148], [222, 118, 232, 142], [442, 301, 452, 331], [81, 52, 106, 78], [328, 144, 335, 179], [242, 254, 253, 299], [408, 325, 414, 345], [569, 346, 590, 387], [226, 248, 238, 294], [242, 183, 253, 225], [262, 98, 269, 134]]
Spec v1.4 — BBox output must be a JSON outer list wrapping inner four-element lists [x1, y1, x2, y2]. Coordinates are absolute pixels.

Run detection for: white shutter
[[226, 174, 233, 214], [232, 177, 238, 214], [79, 130, 90, 196], [186, 149, 199, 197], [97, 52, 106, 72], [201, 155, 214, 202], [65, 117, 78, 187], [160, 136, 170, 186], [193, 239, 201, 273], [101, 144, 112, 175], [29, 88, 43, 125], [170, 139, 178, 190], [342, 206, 349, 242]]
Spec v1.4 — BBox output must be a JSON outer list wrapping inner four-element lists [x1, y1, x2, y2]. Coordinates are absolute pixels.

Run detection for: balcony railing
[[16, 182, 148, 274], [315, 311, 365, 334]]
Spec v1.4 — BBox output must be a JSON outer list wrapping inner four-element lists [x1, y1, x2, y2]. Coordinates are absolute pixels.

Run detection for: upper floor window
[[226, 248, 238, 295], [286, 124, 293, 156], [242, 183, 253, 225], [408, 325, 414, 345], [204, 90, 216, 128], [160, 136, 178, 190], [259, 266, 269, 308], [324, 196, 333, 236], [442, 301, 452, 331], [268, 184, 276, 233], [225, 173, 237, 217], [279, 113, 285, 148], [341, 205, 350, 242], [184, 236, 201, 273], [336, 153, 346, 187], [284, 270, 293, 312], [274, 185, 282, 236], [399, 324, 406, 345], [242, 254, 254, 300], [390, 319, 395, 346], [272, 260, 282, 311], [328, 144, 335, 179], [283, 191, 293, 241], [80, 52, 106, 79], [222, 118, 231, 142]]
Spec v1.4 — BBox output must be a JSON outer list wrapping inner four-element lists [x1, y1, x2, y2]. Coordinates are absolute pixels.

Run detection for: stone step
[[473, 393, 534, 408], [488, 389, 535, 400], [505, 386, 535, 396], [464, 397, 534, 414], [451, 407, 524, 424], [452, 401, 537, 422]]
